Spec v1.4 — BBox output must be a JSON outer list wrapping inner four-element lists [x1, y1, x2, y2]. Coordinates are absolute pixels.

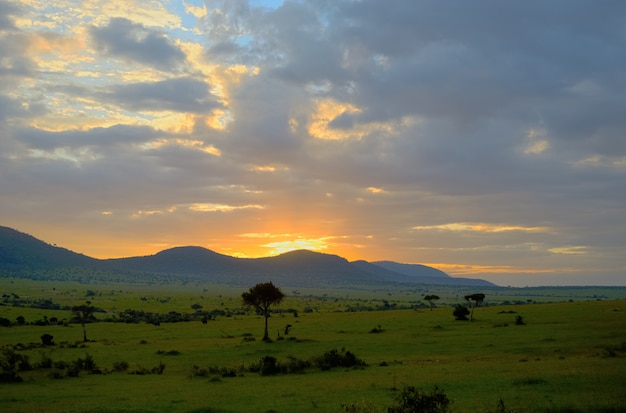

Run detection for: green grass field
[[1, 279, 626, 412]]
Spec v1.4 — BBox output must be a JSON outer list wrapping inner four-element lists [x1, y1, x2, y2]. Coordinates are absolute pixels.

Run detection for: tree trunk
[[82, 322, 87, 342], [263, 314, 269, 341]]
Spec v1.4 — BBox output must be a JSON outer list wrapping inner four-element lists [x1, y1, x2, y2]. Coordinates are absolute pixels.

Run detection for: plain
[[1, 279, 625, 413]]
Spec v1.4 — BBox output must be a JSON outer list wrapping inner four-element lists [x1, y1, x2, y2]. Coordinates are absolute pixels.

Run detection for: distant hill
[[0, 225, 496, 287], [0, 226, 99, 270]]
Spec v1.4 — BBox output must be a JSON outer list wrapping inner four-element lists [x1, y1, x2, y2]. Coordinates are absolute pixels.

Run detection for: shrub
[[283, 356, 309, 374], [600, 342, 626, 358], [129, 362, 165, 375], [190, 364, 210, 378], [453, 304, 470, 321], [112, 360, 129, 372], [369, 325, 384, 334], [388, 385, 450, 413], [258, 356, 281, 376], [0, 349, 30, 383], [156, 349, 181, 356], [313, 349, 366, 371], [41, 333, 54, 346], [341, 401, 377, 412]]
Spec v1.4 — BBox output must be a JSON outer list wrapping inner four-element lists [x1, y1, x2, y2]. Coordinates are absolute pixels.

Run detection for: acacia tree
[[464, 293, 485, 322], [242, 282, 285, 341], [424, 294, 440, 311], [71, 304, 96, 342]]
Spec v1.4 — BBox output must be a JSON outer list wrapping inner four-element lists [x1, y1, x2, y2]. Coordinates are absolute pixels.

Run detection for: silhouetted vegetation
[[453, 304, 470, 321], [71, 304, 97, 342], [242, 281, 285, 341], [464, 293, 485, 321], [40, 333, 54, 346], [388, 385, 450, 413], [424, 294, 440, 311], [0, 349, 31, 383]]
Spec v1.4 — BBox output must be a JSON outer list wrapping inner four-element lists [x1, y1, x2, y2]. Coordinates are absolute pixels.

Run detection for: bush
[[283, 355, 309, 374], [41, 333, 54, 346], [259, 356, 281, 376], [370, 325, 384, 334], [129, 362, 165, 375], [453, 305, 470, 321], [156, 349, 180, 356], [313, 349, 366, 371], [112, 360, 129, 372], [341, 401, 377, 412], [0, 349, 30, 383], [388, 385, 450, 413]]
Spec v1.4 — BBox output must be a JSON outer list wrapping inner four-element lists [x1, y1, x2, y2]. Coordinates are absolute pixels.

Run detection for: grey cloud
[[16, 124, 162, 151], [90, 17, 186, 70], [103, 78, 221, 113], [0, 0, 19, 30], [0, 95, 46, 122], [4, 0, 626, 285]]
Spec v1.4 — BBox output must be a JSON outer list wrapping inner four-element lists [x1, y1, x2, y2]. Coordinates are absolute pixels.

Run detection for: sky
[[1, 0, 625, 287]]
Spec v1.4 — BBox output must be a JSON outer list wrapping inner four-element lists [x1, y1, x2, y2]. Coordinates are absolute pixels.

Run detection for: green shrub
[[312, 349, 366, 371], [112, 360, 129, 372], [258, 355, 280, 376], [129, 362, 165, 375], [283, 355, 309, 374], [388, 385, 450, 413], [156, 349, 180, 355], [0, 349, 30, 383], [453, 304, 470, 321]]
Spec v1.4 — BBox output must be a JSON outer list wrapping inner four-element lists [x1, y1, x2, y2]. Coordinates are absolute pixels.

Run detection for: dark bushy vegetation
[[313, 348, 366, 371], [0, 348, 31, 383], [389, 385, 450, 413], [453, 304, 470, 321], [600, 342, 626, 358], [190, 348, 366, 378], [342, 385, 450, 413]]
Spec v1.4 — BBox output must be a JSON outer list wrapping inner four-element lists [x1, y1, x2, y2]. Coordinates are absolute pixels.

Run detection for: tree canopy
[[424, 294, 440, 311], [464, 293, 485, 321], [242, 282, 284, 341], [71, 304, 96, 342]]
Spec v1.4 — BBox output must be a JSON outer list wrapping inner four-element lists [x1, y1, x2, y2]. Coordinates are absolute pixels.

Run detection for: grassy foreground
[[1, 281, 625, 413]]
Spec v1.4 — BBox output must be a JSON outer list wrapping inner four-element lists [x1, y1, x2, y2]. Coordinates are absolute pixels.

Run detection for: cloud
[[90, 17, 186, 70], [2, 0, 626, 285], [0, 0, 19, 30], [102, 77, 222, 113]]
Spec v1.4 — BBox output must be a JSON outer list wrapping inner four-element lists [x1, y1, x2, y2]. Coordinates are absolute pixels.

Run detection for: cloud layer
[[1, 0, 625, 286]]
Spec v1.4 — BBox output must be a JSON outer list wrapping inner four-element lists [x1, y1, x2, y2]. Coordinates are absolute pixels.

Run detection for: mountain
[[371, 261, 493, 286], [0, 226, 495, 287], [0, 226, 99, 270]]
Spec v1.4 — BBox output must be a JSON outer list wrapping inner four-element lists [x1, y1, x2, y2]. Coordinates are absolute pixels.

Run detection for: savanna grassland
[[1, 278, 626, 413]]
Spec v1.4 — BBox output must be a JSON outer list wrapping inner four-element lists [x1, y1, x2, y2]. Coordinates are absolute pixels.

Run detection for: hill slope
[[0, 226, 495, 287]]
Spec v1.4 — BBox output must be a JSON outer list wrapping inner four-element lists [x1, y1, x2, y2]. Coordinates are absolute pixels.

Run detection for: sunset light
[[1, 0, 625, 286]]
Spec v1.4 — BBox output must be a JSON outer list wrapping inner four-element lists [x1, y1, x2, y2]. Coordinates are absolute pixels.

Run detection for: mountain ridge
[[0, 226, 495, 287]]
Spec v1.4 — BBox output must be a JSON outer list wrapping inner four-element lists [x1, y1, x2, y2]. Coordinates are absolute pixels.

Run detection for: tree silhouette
[[242, 282, 284, 341], [71, 304, 96, 342], [453, 304, 470, 321], [464, 293, 485, 321], [424, 294, 440, 311]]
